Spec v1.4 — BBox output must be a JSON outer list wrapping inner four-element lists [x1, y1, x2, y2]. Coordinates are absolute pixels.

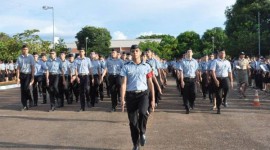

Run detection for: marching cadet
[[199, 55, 209, 99], [0, 60, 7, 82], [32, 52, 47, 106], [99, 55, 109, 99], [179, 49, 199, 114], [101, 49, 123, 112], [46, 49, 61, 111], [146, 48, 163, 106], [120, 45, 155, 150], [121, 52, 127, 61], [59, 51, 71, 107], [68, 53, 79, 103], [40, 53, 48, 104], [16, 44, 35, 110], [75, 49, 93, 111], [7, 60, 15, 81], [90, 52, 101, 106], [210, 50, 233, 114], [207, 53, 217, 110]]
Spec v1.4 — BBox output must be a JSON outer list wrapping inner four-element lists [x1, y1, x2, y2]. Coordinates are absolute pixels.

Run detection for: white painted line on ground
[[0, 84, 20, 90]]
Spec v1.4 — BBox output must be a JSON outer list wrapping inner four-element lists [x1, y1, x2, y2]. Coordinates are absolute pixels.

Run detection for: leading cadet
[[120, 45, 155, 150], [179, 49, 199, 114], [16, 44, 35, 110]]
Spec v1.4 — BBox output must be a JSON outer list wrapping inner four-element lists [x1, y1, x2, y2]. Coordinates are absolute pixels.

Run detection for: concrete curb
[[0, 84, 20, 90]]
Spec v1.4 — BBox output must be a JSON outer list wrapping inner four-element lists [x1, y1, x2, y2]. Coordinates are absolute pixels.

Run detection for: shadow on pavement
[[0, 142, 115, 150]]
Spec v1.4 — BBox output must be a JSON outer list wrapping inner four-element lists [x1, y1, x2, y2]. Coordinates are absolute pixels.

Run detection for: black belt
[[184, 77, 195, 82], [217, 77, 228, 80], [49, 73, 59, 75], [126, 90, 146, 94], [20, 72, 31, 75], [78, 73, 88, 76], [109, 74, 119, 76]]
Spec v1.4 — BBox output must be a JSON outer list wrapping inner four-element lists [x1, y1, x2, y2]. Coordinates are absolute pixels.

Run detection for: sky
[[1, 0, 236, 43]]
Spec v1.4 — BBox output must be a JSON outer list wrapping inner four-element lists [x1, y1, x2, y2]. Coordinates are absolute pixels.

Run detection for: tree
[[75, 26, 111, 56], [225, 0, 270, 56], [201, 27, 228, 55], [138, 40, 161, 55], [136, 34, 178, 59], [0, 30, 51, 61], [55, 38, 68, 54], [176, 31, 202, 58], [13, 29, 51, 54]]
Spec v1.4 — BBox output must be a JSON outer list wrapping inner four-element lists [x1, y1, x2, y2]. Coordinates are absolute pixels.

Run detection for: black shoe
[[50, 106, 55, 112], [111, 108, 116, 112], [33, 103, 38, 107], [87, 101, 91, 108], [132, 145, 140, 150], [21, 106, 28, 111], [140, 134, 146, 146], [222, 102, 228, 107], [29, 101, 34, 108], [78, 108, 85, 112], [57, 105, 63, 108], [217, 109, 221, 114], [185, 109, 190, 114], [41, 101, 47, 104]]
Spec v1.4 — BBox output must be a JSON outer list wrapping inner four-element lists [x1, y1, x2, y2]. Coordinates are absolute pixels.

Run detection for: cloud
[[113, 31, 128, 40], [137, 31, 163, 37]]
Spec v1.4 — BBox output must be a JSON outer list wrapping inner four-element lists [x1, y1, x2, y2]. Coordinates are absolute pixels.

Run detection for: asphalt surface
[[0, 76, 270, 150]]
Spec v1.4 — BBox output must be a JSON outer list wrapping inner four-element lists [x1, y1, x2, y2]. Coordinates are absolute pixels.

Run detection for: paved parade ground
[[0, 77, 270, 150]]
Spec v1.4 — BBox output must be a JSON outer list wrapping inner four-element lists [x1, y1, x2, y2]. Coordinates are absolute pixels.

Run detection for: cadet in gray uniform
[[179, 49, 199, 114], [90, 52, 101, 106], [68, 53, 79, 103], [75, 49, 93, 111], [101, 49, 123, 112], [46, 49, 61, 111], [32, 52, 47, 106], [121, 45, 155, 150], [210, 50, 233, 114], [16, 44, 35, 110], [59, 51, 71, 107]]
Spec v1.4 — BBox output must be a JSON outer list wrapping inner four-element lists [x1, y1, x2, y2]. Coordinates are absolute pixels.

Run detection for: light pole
[[42, 6, 55, 49], [211, 36, 215, 52], [85, 37, 89, 51], [258, 11, 261, 56]]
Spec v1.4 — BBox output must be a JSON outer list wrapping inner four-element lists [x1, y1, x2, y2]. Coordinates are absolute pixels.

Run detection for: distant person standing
[[8, 60, 15, 81], [120, 45, 155, 150], [210, 50, 233, 114], [16, 44, 35, 110]]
